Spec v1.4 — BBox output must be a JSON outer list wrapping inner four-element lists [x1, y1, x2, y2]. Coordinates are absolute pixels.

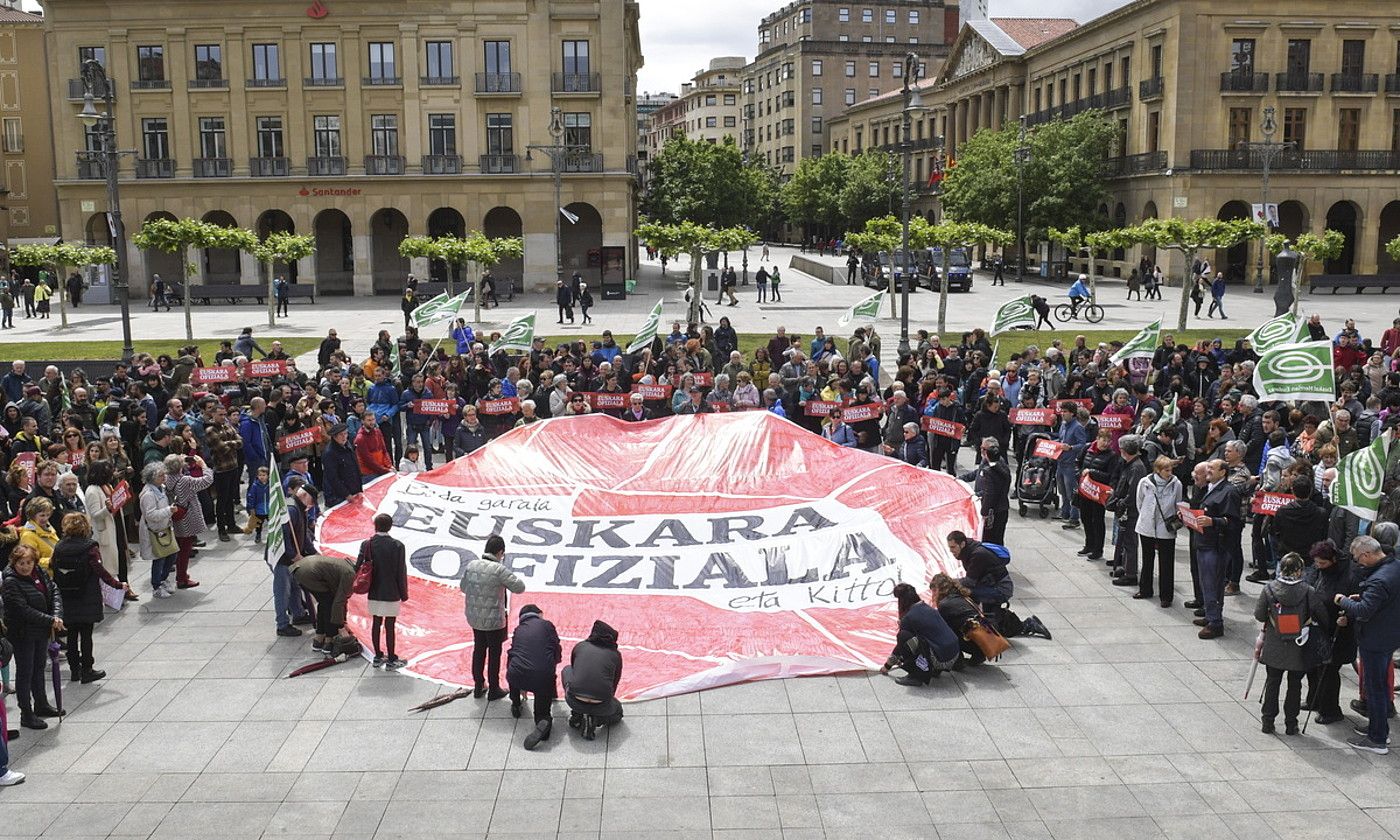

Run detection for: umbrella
[[287, 652, 355, 678], [408, 688, 472, 713], [47, 636, 65, 718]]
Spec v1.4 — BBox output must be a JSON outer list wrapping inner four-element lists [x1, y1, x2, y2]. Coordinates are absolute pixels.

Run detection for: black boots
[[523, 719, 551, 750]]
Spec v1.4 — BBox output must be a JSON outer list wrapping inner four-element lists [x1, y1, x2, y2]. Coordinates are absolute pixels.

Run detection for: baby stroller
[[1016, 432, 1058, 518]]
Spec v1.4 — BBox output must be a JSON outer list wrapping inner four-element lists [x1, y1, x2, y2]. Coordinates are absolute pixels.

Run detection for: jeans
[[12, 636, 50, 714], [1360, 647, 1394, 746], [1262, 666, 1303, 726], [213, 469, 239, 535], [405, 425, 433, 470], [65, 621, 95, 674], [1138, 536, 1176, 602], [1208, 295, 1226, 318], [151, 552, 175, 589], [472, 627, 508, 690], [1197, 545, 1227, 629], [272, 563, 309, 630], [1057, 472, 1079, 522], [1, 307, 11, 328], [757, 284, 767, 302]]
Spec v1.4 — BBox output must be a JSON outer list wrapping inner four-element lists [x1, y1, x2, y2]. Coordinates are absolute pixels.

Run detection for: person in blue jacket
[[398, 373, 436, 470], [879, 583, 960, 686], [367, 367, 402, 462], [1335, 535, 1400, 755], [451, 318, 475, 355], [239, 397, 269, 484], [1067, 275, 1090, 316], [1055, 401, 1090, 527]]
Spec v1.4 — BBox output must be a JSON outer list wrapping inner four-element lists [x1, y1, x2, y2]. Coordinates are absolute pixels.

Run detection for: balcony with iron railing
[[249, 156, 290, 176], [1105, 86, 1132, 109], [420, 75, 460, 87], [1139, 77, 1164, 100], [67, 77, 114, 101], [192, 158, 232, 177], [363, 75, 402, 87], [562, 153, 604, 173], [1103, 151, 1168, 177], [1331, 72, 1379, 93], [75, 152, 106, 180], [130, 78, 171, 91], [552, 72, 600, 94], [246, 77, 287, 88], [1275, 71, 1323, 93], [188, 77, 228, 90], [304, 76, 345, 87], [422, 154, 463, 174], [135, 158, 175, 178], [1388, 74, 1400, 94], [1220, 71, 1269, 92], [1190, 148, 1400, 171], [307, 155, 347, 176], [479, 154, 519, 174], [365, 155, 405, 175], [476, 72, 522, 94]]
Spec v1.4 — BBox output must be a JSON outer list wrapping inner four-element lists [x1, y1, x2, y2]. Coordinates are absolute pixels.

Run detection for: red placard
[[108, 480, 131, 512], [803, 400, 842, 417], [1250, 491, 1296, 516], [1011, 407, 1055, 426], [921, 416, 965, 439], [1032, 439, 1070, 459], [1061, 398, 1094, 412], [1077, 474, 1113, 504], [586, 392, 628, 411], [479, 398, 520, 416], [413, 399, 454, 417], [693, 372, 715, 387], [710, 401, 732, 413], [13, 452, 35, 486], [192, 366, 238, 384], [1176, 502, 1206, 533], [631, 384, 673, 401], [1094, 413, 1132, 431], [276, 426, 324, 453], [841, 403, 883, 423], [247, 359, 289, 378]]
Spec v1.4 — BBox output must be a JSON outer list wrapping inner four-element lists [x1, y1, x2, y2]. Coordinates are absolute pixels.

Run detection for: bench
[[405, 279, 517, 301], [1309, 275, 1400, 294], [187, 284, 317, 304]]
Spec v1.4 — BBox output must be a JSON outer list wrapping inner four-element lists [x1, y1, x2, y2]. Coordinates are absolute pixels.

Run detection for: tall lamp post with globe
[[76, 58, 135, 360]]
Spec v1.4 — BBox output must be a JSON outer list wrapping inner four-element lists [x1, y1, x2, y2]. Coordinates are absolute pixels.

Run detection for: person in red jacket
[[1381, 318, 1400, 358], [355, 411, 394, 477], [1333, 334, 1367, 372]]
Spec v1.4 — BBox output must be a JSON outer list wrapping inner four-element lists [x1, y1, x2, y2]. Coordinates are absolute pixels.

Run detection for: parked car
[[922, 247, 974, 292], [864, 250, 920, 291]]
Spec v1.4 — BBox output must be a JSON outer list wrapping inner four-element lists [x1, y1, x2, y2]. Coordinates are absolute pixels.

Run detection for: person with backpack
[[1253, 552, 1329, 735], [358, 514, 408, 669]]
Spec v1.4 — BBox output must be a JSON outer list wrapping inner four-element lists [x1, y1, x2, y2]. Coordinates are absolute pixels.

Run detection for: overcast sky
[[636, 0, 1132, 94]]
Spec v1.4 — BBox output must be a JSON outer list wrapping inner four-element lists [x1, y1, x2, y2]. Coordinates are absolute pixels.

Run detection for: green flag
[[991, 295, 1035, 335], [1252, 340, 1335, 402], [1332, 433, 1389, 521], [836, 291, 884, 328], [626, 301, 664, 354], [1110, 320, 1160, 366], [263, 458, 289, 567], [490, 313, 536, 355], [1246, 312, 1308, 355], [410, 290, 469, 330], [1152, 393, 1179, 435]]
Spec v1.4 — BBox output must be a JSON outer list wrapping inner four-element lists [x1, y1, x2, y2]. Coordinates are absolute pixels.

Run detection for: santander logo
[[297, 187, 310, 197], [307, 0, 328, 19]]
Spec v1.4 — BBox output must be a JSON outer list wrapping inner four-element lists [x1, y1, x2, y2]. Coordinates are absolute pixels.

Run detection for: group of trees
[[8, 242, 118, 329], [398, 234, 525, 322]]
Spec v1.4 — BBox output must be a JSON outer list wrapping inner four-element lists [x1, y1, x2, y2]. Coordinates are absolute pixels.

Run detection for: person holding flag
[[837, 291, 883, 330], [628, 302, 664, 354]]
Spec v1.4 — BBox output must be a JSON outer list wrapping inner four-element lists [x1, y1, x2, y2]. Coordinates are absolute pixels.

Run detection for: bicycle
[[1054, 300, 1105, 324]]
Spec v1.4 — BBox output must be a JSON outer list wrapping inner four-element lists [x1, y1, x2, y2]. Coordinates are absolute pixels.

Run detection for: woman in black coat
[[1302, 541, 1354, 725], [506, 604, 562, 749], [1076, 428, 1121, 561], [2, 544, 64, 729], [51, 512, 129, 684], [358, 514, 408, 669], [931, 573, 985, 667]]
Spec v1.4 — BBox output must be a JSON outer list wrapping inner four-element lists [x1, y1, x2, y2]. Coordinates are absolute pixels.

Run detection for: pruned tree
[[1116, 218, 1262, 330], [635, 220, 757, 325], [9, 242, 118, 329], [132, 217, 258, 340], [1268, 230, 1346, 316], [251, 231, 316, 328], [914, 220, 1013, 333], [399, 232, 525, 322]]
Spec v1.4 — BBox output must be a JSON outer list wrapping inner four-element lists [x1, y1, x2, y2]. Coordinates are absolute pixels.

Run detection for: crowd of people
[[0, 297, 1398, 781]]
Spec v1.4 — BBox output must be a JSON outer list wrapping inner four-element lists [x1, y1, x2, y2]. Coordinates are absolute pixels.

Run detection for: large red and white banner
[[317, 412, 979, 701]]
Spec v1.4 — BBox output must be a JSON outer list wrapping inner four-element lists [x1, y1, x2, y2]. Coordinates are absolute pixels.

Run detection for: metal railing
[[1387, 74, 1400, 93], [135, 158, 175, 178], [475, 72, 521, 93], [304, 76, 344, 87], [1331, 72, 1379, 93], [562, 152, 604, 172], [188, 78, 228, 89], [192, 157, 232, 177], [1139, 77, 1164, 99], [1103, 150, 1168, 177], [249, 156, 290, 176], [479, 154, 518, 174], [130, 78, 171, 90], [552, 72, 599, 93], [67, 77, 113, 100], [307, 155, 347, 176], [1190, 148, 1400, 171], [246, 77, 287, 88], [365, 155, 405, 175], [422, 154, 462, 174], [75, 152, 106, 180], [1220, 71, 1268, 92], [363, 75, 402, 86], [1105, 86, 1132, 108], [420, 75, 459, 86], [1275, 71, 1323, 92]]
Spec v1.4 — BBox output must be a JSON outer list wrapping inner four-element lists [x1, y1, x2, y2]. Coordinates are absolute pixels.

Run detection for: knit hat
[[329, 423, 348, 437]]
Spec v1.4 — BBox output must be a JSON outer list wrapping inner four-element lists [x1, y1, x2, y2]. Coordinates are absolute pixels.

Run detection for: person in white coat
[[1134, 455, 1184, 607], [81, 461, 131, 598]]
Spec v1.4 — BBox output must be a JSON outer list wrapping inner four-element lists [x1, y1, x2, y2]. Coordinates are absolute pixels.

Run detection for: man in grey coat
[[460, 534, 525, 700]]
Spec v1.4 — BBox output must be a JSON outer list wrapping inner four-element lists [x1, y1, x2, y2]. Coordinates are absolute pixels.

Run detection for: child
[[398, 445, 423, 474], [358, 513, 409, 668], [243, 466, 269, 542]]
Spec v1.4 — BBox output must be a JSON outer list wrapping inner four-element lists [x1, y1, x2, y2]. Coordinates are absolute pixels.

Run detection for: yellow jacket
[[19, 522, 58, 571], [33, 283, 51, 302]]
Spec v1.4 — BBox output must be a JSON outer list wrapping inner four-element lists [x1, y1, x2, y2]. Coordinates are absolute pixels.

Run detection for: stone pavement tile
[[833, 673, 884, 712], [783, 677, 850, 713], [1044, 816, 1165, 840], [335, 800, 387, 835], [707, 766, 775, 797], [600, 795, 711, 832], [1030, 662, 1146, 707], [266, 719, 332, 773], [1189, 781, 1255, 814], [774, 795, 821, 829], [869, 673, 971, 712], [335, 678, 439, 720], [1065, 704, 1191, 756], [558, 797, 601, 833], [935, 823, 1017, 840], [1005, 755, 1122, 788], [403, 718, 475, 771], [149, 677, 270, 722], [1125, 781, 1214, 815], [377, 799, 495, 834], [503, 719, 609, 770], [0, 773, 93, 805], [563, 768, 604, 799], [392, 770, 500, 800], [665, 715, 706, 767], [1331, 770, 1400, 809], [1365, 807, 1400, 838], [149, 801, 278, 839], [180, 771, 296, 802], [664, 692, 701, 716], [109, 801, 174, 836], [703, 713, 805, 767], [814, 791, 930, 834], [106, 720, 237, 773], [601, 713, 668, 768], [1223, 748, 1333, 780], [112, 678, 193, 723], [990, 789, 1042, 823], [1027, 784, 1146, 821], [465, 718, 518, 771], [204, 719, 299, 773], [885, 709, 992, 763], [0, 803, 59, 838], [922, 789, 1000, 822], [306, 719, 422, 772], [1110, 662, 1210, 703], [971, 664, 1043, 710], [975, 707, 1062, 759], [1228, 779, 1356, 810], [778, 830, 825, 840], [1260, 807, 1390, 839], [1154, 703, 1257, 754], [102, 658, 206, 681], [1151, 813, 1241, 840], [60, 679, 162, 722], [287, 772, 366, 801], [265, 801, 350, 836], [710, 795, 782, 830], [848, 709, 903, 763], [806, 762, 914, 793], [700, 680, 792, 716], [487, 797, 563, 834], [968, 759, 1021, 790], [603, 767, 706, 798], [1167, 752, 1242, 782], [710, 830, 785, 840], [794, 712, 867, 764], [909, 760, 984, 791], [11, 721, 120, 775], [1105, 755, 1187, 784], [768, 765, 812, 795]]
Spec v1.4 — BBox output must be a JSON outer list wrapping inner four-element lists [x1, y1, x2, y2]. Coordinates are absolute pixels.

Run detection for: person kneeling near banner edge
[[506, 604, 561, 750], [291, 547, 361, 658], [880, 583, 960, 686], [563, 620, 624, 741]]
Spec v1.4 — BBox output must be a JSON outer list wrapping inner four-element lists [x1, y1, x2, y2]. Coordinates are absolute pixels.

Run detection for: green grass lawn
[[0, 337, 324, 362]]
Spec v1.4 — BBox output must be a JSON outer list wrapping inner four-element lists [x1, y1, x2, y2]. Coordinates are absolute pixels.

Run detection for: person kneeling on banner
[[880, 583, 960, 686], [507, 604, 562, 751], [563, 620, 624, 741], [930, 574, 986, 669]]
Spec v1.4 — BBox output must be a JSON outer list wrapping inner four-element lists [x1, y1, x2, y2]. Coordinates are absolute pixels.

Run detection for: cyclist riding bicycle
[[1067, 275, 1090, 316]]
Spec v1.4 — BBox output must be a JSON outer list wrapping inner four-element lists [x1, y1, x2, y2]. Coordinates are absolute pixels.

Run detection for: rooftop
[[988, 17, 1080, 51]]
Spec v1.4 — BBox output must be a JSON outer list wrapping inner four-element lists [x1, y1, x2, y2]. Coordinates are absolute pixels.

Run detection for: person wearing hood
[[1335, 535, 1400, 754], [460, 534, 526, 700], [1303, 540, 1354, 726], [1267, 477, 1328, 561], [1253, 552, 1329, 735], [563, 619, 624, 738], [321, 424, 362, 508], [506, 604, 562, 750], [51, 513, 130, 683]]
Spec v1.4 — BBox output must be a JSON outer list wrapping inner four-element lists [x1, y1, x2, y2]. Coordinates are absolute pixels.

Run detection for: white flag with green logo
[[1332, 433, 1389, 521], [991, 295, 1035, 335], [626, 301, 664, 354], [263, 458, 289, 568], [836, 291, 884, 328], [410, 290, 469, 330], [1252, 340, 1335, 402], [1246, 312, 1308, 355], [1110, 320, 1160, 366], [1152, 394, 1179, 436], [489, 313, 536, 355]]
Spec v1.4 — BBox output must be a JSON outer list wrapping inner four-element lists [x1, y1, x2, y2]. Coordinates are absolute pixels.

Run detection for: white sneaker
[[0, 770, 26, 786], [153, 588, 172, 599]]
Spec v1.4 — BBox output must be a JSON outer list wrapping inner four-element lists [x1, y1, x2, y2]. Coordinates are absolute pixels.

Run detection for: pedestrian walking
[[1149, 265, 1164, 299], [33, 278, 51, 320], [1127, 268, 1141, 300], [274, 276, 290, 317], [1191, 275, 1206, 317], [770, 267, 782, 302], [65, 272, 84, 307], [1207, 272, 1228, 319], [482, 270, 500, 308], [555, 278, 575, 324], [459, 534, 525, 700], [992, 256, 1006, 286], [1032, 294, 1053, 330], [401, 287, 417, 331], [846, 251, 859, 285], [761, 244, 770, 261], [578, 282, 594, 325], [150, 274, 170, 311], [755, 266, 769, 303], [20, 276, 34, 318], [1, 285, 13, 329]]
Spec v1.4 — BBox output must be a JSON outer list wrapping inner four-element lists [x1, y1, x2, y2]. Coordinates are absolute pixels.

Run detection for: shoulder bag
[[962, 597, 1011, 660]]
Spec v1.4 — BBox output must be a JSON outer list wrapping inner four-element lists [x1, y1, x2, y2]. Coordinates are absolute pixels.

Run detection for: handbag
[[150, 526, 178, 558], [965, 620, 1011, 660], [1152, 488, 1182, 535], [352, 542, 374, 595]]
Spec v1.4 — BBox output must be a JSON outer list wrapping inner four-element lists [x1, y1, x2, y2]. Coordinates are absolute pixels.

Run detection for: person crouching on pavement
[[563, 620, 624, 740], [879, 582, 960, 686], [291, 545, 358, 655], [506, 604, 562, 750]]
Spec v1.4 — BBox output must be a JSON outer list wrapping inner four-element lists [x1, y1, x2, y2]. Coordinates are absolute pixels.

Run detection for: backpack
[[983, 543, 1012, 564], [1270, 596, 1308, 639]]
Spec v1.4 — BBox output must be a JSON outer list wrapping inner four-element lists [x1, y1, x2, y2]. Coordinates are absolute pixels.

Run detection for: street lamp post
[[1014, 115, 1031, 283], [77, 59, 134, 361], [897, 52, 924, 359], [526, 107, 586, 287], [1239, 105, 1294, 293]]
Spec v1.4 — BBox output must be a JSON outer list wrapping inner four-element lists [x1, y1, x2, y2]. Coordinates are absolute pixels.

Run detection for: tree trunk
[[266, 258, 276, 329], [688, 248, 703, 325], [1175, 247, 1196, 332], [183, 245, 195, 341], [469, 261, 482, 324], [1087, 250, 1096, 304], [938, 251, 951, 334], [54, 263, 69, 329]]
